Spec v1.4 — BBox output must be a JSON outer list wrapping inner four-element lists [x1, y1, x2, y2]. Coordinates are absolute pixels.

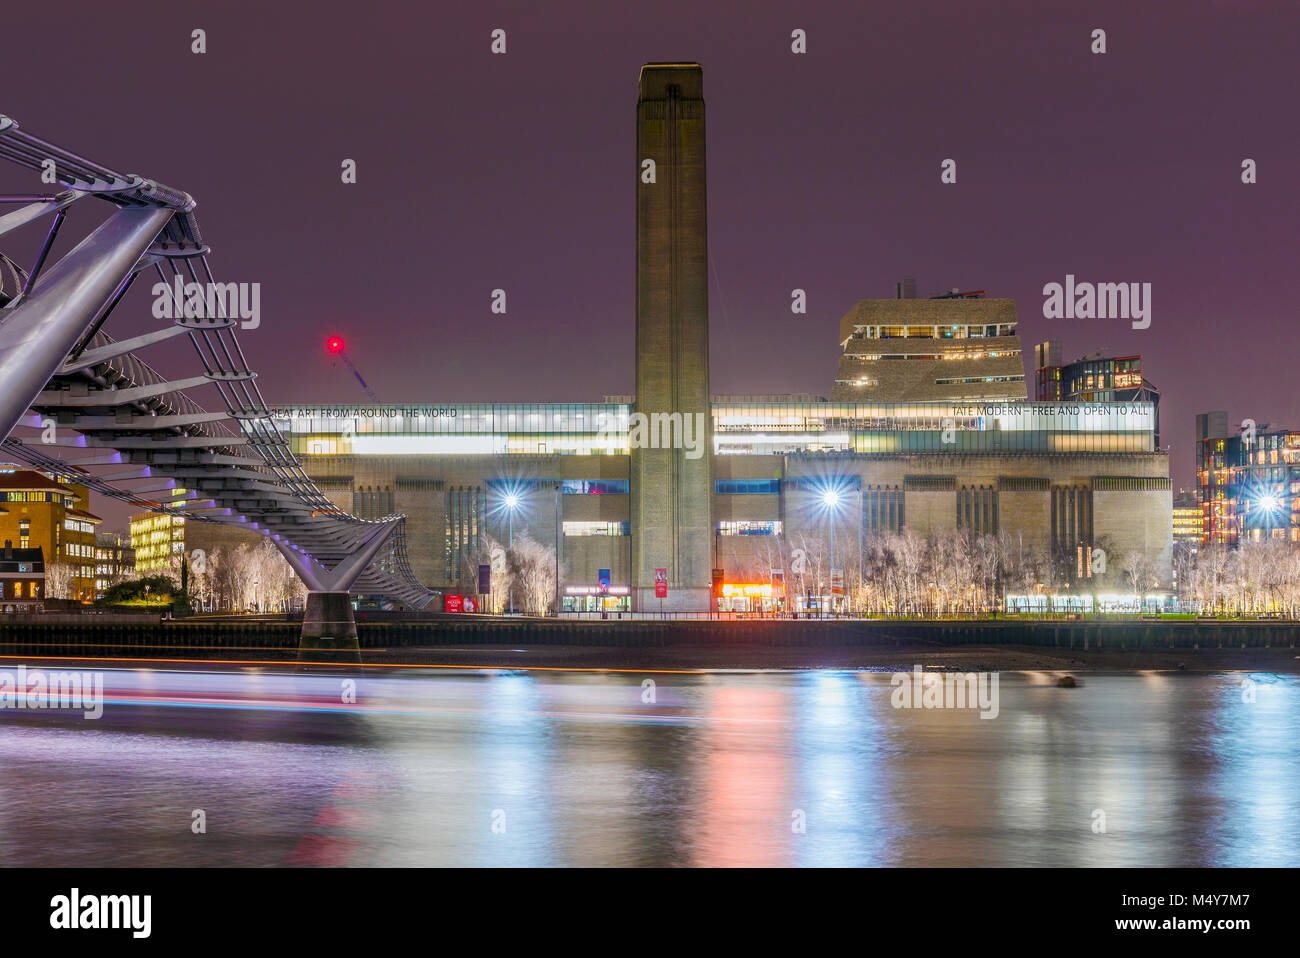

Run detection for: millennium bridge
[[0, 115, 437, 648]]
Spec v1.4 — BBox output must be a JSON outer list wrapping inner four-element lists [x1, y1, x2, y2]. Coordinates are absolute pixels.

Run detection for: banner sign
[[444, 595, 478, 613]]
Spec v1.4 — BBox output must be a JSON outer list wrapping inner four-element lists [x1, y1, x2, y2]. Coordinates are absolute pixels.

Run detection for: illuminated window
[[563, 522, 630, 537], [715, 479, 780, 494], [561, 480, 629, 495], [717, 521, 783, 536]]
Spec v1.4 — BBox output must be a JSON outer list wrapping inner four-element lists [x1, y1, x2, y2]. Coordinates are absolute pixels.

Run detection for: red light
[[326, 337, 344, 354]]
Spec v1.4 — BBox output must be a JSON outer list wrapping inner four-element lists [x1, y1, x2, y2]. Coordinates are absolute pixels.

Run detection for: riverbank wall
[[1, 616, 1296, 659]]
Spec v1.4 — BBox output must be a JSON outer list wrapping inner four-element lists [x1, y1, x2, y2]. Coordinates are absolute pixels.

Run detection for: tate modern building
[[276, 64, 1172, 612]]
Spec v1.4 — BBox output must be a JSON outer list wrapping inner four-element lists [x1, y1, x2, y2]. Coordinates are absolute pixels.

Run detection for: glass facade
[[485, 479, 628, 495], [1197, 431, 1300, 545], [854, 323, 1016, 339], [712, 402, 1156, 455], [275, 401, 1157, 457], [1037, 356, 1145, 402], [715, 479, 780, 494], [561, 589, 631, 613], [272, 405, 629, 457], [562, 480, 629, 495]]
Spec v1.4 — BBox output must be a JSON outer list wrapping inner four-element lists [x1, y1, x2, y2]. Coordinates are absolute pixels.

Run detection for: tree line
[[1175, 539, 1300, 616], [47, 537, 306, 613], [720, 528, 1163, 615]]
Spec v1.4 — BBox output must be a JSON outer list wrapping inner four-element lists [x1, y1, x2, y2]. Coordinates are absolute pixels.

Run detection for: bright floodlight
[[1258, 495, 1279, 511], [822, 490, 840, 507], [504, 494, 520, 509]]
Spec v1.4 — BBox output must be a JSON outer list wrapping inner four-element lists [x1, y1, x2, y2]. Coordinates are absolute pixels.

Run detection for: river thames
[[1, 665, 1296, 867]]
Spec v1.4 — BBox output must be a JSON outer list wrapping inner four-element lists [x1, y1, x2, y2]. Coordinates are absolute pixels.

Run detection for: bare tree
[[44, 561, 78, 599], [1121, 550, 1159, 598], [510, 534, 560, 616]]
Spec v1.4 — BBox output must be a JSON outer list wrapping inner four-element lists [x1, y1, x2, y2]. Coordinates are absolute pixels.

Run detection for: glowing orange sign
[[720, 583, 773, 598]]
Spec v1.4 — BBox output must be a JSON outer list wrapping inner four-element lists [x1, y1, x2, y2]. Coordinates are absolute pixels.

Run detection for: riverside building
[[274, 397, 1171, 611], [0, 469, 101, 601], [261, 63, 1172, 612], [1196, 416, 1300, 546]]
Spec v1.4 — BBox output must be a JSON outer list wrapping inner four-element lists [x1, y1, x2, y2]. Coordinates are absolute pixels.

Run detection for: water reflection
[[1206, 674, 1300, 867], [0, 667, 1297, 866]]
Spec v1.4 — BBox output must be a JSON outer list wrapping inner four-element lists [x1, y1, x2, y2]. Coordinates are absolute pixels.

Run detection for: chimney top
[[638, 63, 704, 101]]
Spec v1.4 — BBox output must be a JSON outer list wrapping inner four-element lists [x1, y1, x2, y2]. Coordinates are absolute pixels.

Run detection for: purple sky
[[2, 0, 1298, 528]]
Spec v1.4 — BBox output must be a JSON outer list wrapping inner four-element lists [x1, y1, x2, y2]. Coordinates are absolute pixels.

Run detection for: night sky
[[2, 0, 1297, 528]]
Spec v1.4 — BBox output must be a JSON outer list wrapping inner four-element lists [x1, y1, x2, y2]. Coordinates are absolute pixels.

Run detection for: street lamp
[[821, 489, 840, 617], [553, 482, 561, 616], [503, 492, 521, 613], [857, 487, 864, 617], [504, 493, 520, 547], [1250, 490, 1282, 541]]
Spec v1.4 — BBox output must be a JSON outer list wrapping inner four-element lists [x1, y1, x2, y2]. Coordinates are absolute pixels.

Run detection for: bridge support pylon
[[272, 519, 401, 663], [300, 592, 361, 661]]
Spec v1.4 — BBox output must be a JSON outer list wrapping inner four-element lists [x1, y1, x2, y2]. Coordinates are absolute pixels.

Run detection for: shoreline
[[7, 643, 1300, 674], [337, 643, 1300, 673]]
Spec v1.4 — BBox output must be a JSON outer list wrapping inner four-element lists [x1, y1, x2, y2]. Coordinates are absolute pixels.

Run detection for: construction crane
[[326, 336, 378, 402]]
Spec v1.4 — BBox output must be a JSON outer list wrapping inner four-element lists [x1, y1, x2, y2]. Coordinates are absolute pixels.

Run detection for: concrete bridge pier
[[300, 592, 361, 663], [272, 519, 401, 661]]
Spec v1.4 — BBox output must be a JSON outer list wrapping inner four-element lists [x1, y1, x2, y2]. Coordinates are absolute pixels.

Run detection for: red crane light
[[324, 334, 378, 401]]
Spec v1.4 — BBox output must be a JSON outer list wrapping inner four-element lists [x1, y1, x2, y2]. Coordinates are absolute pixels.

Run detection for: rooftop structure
[[1035, 342, 1161, 443], [832, 283, 1027, 403]]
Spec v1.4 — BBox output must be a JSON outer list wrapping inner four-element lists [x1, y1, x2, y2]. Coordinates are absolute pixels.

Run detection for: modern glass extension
[[273, 400, 1156, 457]]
